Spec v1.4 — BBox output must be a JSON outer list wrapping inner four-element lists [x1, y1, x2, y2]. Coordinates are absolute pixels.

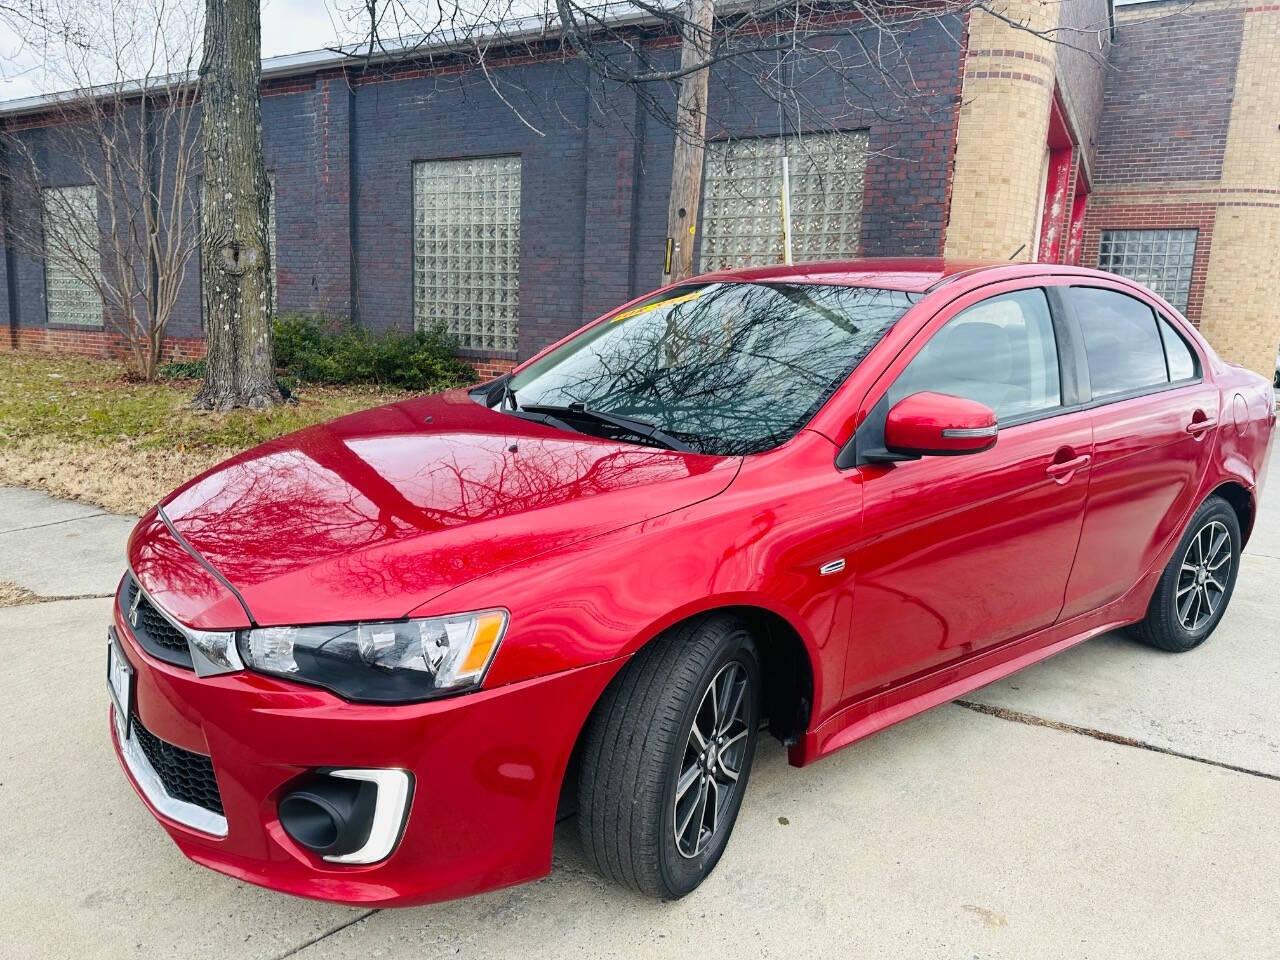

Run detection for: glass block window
[[1098, 229, 1197, 312], [41, 185, 102, 326], [413, 156, 521, 353], [700, 131, 868, 272]]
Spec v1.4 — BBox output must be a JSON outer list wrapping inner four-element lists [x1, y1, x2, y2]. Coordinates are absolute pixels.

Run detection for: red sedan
[[109, 259, 1274, 905]]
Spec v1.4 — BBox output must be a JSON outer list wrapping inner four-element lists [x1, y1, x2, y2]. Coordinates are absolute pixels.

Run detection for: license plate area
[[107, 628, 134, 742]]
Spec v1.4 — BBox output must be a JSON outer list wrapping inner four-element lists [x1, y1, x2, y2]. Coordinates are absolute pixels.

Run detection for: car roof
[[690, 258, 1114, 294]]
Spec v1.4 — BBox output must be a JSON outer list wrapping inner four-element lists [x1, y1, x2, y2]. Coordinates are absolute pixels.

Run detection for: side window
[[889, 288, 1061, 422], [1158, 315, 1199, 382], [1070, 287, 1169, 400]]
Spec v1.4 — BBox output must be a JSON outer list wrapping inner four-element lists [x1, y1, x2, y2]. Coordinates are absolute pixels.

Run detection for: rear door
[[1058, 284, 1220, 619], [842, 281, 1093, 698]]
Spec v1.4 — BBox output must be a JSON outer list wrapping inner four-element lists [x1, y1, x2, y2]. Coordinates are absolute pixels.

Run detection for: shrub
[[273, 314, 476, 391], [158, 358, 206, 379], [160, 316, 477, 392]]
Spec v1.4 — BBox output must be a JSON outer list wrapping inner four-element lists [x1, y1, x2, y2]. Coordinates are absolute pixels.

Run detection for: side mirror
[[884, 391, 998, 457]]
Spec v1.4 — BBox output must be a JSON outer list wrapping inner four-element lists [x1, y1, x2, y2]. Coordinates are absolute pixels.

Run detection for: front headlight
[[238, 609, 508, 703]]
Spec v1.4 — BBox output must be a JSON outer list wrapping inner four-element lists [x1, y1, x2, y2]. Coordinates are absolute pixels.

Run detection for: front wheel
[[577, 614, 761, 899], [1132, 494, 1241, 652]]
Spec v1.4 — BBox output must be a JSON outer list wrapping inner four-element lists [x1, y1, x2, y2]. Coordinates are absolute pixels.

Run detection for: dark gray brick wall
[[2, 16, 965, 359], [1095, 5, 1243, 185], [349, 60, 592, 358], [1054, 0, 1110, 172], [0, 121, 105, 332]]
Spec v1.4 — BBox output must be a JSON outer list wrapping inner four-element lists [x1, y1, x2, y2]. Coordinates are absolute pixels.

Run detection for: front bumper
[[109, 600, 619, 906]]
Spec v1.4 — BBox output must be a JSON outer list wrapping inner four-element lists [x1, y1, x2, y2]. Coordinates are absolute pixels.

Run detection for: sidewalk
[[0, 486, 136, 597]]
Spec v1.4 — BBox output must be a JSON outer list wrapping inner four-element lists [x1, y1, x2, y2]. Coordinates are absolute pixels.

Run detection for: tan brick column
[[1198, 8, 1280, 380], [944, 1, 1058, 261]]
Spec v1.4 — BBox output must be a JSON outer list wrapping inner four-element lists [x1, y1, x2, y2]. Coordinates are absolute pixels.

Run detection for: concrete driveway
[[1, 464, 1277, 960]]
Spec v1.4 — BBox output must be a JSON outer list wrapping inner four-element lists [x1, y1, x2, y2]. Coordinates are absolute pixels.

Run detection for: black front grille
[[120, 575, 193, 669], [131, 713, 224, 816]]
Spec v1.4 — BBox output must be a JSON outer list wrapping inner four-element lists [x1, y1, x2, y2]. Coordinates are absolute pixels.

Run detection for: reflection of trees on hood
[[165, 415, 694, 589], [133, 514, 231, 609], [514, 283, 913, 455]]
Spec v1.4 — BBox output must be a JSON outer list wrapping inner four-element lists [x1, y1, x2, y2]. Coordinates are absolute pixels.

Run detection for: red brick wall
[[1, 327, 206, 361], [2, 326, 520, 386], [470, 357, 517, 380]]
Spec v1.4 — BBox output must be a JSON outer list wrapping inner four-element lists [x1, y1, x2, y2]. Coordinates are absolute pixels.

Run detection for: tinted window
[[1159, 316, 1198, 382], [506, 283, 914, 455], [1071, 287, 1168, 399], [890, 289, 1061, 421]]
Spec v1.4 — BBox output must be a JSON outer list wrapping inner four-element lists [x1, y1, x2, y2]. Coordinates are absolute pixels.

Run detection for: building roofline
[[0, 3, 663, 120]]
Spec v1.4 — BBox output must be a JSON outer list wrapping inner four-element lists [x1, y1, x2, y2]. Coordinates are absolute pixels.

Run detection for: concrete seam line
[[0, 592, 115, 608], [952, 699, 1280, 784], [0, 512, 109, 534], [269, 909, 380, 960], [1242, 551, 1280, 563]]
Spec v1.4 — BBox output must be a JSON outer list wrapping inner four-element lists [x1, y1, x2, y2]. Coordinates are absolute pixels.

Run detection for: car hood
[[150, 390, 739, 626]]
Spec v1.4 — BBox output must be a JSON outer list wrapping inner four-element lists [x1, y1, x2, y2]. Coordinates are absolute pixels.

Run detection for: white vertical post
[[780, 155, 793, 266]]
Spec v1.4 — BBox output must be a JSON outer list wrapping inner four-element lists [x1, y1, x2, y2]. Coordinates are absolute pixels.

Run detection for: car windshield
[[501, 282, 915, 455]]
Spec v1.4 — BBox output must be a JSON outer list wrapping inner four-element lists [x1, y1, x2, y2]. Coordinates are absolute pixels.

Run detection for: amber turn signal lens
[[458, 611, 507, 679]]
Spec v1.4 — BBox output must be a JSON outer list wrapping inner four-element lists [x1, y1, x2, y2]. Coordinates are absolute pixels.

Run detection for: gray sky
[[0, 0, 347, 103]]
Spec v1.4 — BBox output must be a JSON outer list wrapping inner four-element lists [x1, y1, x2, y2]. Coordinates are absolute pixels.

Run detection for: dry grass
[[0, 436, 230, 515], [0, 580, 39, 607], [0, 352, 410, 515]]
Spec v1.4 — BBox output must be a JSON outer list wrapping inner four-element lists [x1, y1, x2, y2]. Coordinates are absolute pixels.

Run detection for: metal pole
[[781, 155, 793, 266]]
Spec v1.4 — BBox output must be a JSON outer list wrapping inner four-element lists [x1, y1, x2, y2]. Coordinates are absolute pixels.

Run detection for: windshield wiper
[[505, 406, 579, 434], [519, 402, 693, 452]]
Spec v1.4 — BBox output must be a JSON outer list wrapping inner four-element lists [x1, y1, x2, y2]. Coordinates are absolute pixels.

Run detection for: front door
[[842, 284, 1093, 700]]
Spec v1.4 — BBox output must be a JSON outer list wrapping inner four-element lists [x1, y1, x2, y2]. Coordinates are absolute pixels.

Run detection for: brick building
[[1, 0, 1277, 381]]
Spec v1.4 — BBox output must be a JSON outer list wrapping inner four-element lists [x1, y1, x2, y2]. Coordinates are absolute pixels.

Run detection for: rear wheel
[[1133, 495, 1241, 652], [576, 614, 761, 899]]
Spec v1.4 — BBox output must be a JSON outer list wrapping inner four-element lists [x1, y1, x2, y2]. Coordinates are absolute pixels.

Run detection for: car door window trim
[[840, 284, 1073, 467], [1062, 285, 1204, 409], [838, 279, 1213, 470]]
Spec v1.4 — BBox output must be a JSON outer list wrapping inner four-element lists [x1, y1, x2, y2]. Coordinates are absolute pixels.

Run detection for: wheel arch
[[1208, 479, 1255, 547], [555, 601, 816, 819]]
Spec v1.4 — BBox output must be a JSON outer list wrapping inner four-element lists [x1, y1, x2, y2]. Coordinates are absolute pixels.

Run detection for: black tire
[[1132, 494, 1241, 652], [576, 614, 762, 899]]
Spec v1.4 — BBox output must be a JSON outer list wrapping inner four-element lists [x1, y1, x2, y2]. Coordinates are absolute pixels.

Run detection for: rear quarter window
[[1069, 287, 1169, 400], [1158, 315, 1199, 382]]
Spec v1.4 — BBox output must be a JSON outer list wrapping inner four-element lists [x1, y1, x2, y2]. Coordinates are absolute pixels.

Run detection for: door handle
[[1186, 416, 1217, 435], [1046, 454, 1091, 480]]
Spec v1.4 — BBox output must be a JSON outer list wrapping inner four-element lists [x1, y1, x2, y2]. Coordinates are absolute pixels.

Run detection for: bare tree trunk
[[193, 0, 280, 410], [660, 0, 714, 285]]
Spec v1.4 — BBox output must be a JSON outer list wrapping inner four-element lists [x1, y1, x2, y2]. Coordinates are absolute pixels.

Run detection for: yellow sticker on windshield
[[610, 289, 703, 323]]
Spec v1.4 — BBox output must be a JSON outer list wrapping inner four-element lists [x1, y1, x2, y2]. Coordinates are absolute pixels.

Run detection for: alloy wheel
[[1176, 519, 1232, 632], [673, 660, 752, 858]]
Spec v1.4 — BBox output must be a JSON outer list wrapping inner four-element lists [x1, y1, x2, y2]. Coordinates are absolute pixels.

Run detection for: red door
[[846, 415, 1094, 698], [1058, 286, 1220, 618], [840, 283, 1093, 700]]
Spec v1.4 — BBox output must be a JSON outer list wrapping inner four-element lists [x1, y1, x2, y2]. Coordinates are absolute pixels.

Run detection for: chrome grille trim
[[114, 709, 229, 837]]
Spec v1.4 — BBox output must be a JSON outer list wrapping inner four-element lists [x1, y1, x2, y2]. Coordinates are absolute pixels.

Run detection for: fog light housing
[[279, 768, 412, 865]]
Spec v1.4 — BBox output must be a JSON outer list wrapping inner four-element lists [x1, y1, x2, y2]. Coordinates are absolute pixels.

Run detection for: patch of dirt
[[0, 581, 39, 607], [961, 904, 1008, 928]]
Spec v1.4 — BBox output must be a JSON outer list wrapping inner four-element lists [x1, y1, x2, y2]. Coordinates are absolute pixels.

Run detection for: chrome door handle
[[1046, 454, 1091, 479]]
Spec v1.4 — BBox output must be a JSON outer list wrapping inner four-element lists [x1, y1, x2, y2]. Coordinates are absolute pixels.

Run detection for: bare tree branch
[[0, 0, 203, 380]]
